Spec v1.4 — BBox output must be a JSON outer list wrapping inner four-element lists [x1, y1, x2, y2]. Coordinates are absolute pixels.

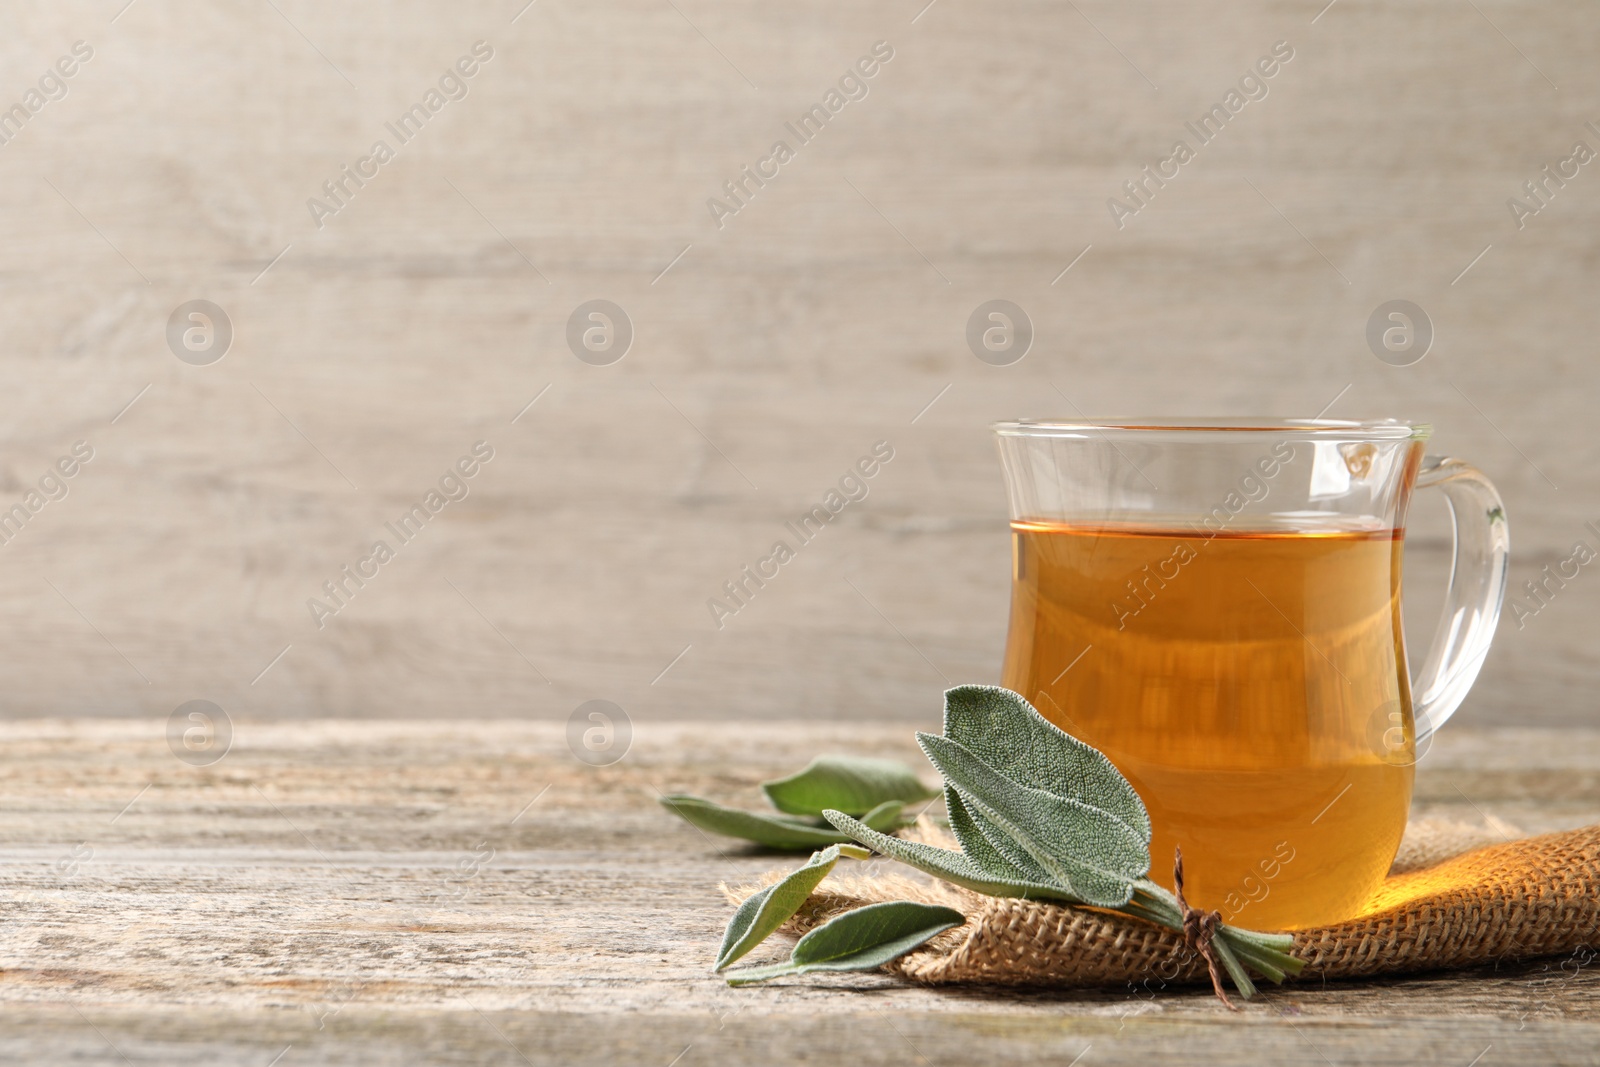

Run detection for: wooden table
[[1, 718, 1597, 1065]]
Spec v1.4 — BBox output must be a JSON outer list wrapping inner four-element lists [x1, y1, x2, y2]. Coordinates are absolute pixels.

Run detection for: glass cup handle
[[1409, 456, 1511, 744]]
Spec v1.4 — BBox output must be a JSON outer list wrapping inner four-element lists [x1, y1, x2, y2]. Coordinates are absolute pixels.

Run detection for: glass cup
[[992, 418, 1509, 930]]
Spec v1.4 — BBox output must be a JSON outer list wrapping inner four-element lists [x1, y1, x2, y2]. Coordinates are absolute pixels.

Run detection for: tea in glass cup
[[993, 420, 1509, 930]]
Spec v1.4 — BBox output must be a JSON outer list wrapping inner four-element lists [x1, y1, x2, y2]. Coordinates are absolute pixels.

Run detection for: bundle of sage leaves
[[677, 685, 1305, 1002]]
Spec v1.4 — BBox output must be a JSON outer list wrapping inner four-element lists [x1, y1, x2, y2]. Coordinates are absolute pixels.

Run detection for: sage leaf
[[658, 794, 855, 849], [792, 900, 965, 969], [715, 843, 869, 971], [859, 799, 908, 832], [762, 756, 939, 816], [725, 901, 964, 985], [917, 732, 1149, 905], [955, 785, 1138, 908], [822, 809, 1080, 901], [944, 786, 1035, 883], [942, 685, 1151, 843]]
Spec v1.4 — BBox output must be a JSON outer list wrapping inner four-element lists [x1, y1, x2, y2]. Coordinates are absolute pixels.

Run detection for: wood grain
[[1, 720, 1598, 1064]]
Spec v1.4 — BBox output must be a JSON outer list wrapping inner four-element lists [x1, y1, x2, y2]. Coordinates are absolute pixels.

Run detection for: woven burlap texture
[[726, 816, 1600, 989]]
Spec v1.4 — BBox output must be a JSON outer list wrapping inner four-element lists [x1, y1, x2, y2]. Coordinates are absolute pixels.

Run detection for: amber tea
[[1002, 520, 1414, 930]]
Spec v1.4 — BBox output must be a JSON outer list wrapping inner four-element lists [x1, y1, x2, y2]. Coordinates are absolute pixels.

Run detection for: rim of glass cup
[[990, 417, 1432, 441]]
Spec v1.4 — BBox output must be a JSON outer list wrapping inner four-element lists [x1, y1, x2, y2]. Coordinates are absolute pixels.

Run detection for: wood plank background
[[0, 2, 1596, 727]]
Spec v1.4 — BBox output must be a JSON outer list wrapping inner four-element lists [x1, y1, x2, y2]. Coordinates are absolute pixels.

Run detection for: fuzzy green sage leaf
[[724, 900, 965, 986], [659, 795, 856, 849], [942, 685, 1151, 841], [823, 808, 1078, 901], [716, 843, 870, 971], [917, 731, 1148, 906], [762, 755, 939, 816], [660, 794, 910, 850]]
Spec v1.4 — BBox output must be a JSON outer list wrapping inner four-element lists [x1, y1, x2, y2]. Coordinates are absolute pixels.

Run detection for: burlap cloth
[[725, 816, 1600, 989]]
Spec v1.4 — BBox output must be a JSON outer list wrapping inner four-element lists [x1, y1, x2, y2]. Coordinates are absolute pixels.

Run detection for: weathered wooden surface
[[0, 2, 1595, 726], [1, 720, 1598, 1064]]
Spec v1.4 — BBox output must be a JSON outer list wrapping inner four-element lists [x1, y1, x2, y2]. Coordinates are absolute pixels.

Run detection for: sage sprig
[[700, 686, 1302, 1000], [716, 843, 872, 971], [724, 901, 965, 986], [715, 841, 963, 985], [660, 795, 909, 849], [660, 754, 937, 850], [823, 685, 1305, 1000]]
